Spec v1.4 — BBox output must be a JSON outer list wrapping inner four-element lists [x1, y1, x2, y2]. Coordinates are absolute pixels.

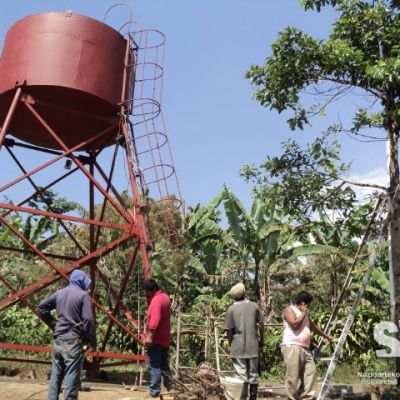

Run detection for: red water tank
[[0, 12, 129, 150]]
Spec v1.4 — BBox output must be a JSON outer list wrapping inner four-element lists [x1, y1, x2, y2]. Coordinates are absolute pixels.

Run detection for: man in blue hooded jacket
[[38, 269, 96, 400]]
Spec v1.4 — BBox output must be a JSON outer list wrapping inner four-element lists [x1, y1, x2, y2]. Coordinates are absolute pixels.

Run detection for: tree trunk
[[330, 260, 338, 310], [253, 258, 261, 304], [265, 273, 273, 321], [258, 260, 272, 321], [389, 200, 400, 385], [387, 122, 400, 384], [259, 261, 268, 317], [242, 260, 247, 283]]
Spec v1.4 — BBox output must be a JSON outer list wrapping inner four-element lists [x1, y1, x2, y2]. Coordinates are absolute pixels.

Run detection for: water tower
[[0, 9, 182, 369]]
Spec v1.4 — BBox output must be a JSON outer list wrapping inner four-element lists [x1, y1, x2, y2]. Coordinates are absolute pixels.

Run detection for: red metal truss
[[0, 97, 148, 364], [0, 11, 183, 370]]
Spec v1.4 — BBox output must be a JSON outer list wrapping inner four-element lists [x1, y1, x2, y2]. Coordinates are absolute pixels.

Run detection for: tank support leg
[[0, 87, 22, 150]]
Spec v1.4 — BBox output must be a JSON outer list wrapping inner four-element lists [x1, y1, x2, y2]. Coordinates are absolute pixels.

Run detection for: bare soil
[[2, 378, 154, 400], [0, 366, 377, 400], [2, 378, 375, 400]]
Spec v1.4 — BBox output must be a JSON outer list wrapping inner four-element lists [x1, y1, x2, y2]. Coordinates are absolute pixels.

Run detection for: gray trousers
[[232, 357, 259, 384]]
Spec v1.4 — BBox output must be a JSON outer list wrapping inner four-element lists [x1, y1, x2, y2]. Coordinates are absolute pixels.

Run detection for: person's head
[[69, 270, 91, 291], [229, 282, 246, 301], [294, 291, 313, 311], [143, 278, 159, 297]]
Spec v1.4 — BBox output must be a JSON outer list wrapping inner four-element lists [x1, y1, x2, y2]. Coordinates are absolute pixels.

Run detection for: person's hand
[[83, 345, 96, 363], [298, 303, 309, 314], [259, 340, 264, 352], [144, 335, 153, 349]]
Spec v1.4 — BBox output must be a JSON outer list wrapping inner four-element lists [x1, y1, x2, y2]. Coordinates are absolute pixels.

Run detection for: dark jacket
[[37, 270, 96, 347]]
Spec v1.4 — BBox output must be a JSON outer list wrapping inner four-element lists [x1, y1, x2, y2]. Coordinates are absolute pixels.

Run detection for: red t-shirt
[[146, 290, 171, 347]]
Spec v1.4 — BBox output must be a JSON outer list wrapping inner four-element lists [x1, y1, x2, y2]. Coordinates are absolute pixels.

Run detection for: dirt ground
[[2, 378, 157, 400], [1, 377, 373, 400], [1, 377, 295, 400]]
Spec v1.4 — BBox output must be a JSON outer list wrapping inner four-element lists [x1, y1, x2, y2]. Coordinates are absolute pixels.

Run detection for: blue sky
[[0, 1, 388, 210]]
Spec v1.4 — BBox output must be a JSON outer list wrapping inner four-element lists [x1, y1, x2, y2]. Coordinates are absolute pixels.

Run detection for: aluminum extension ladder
[[315, 195, 389, 400]]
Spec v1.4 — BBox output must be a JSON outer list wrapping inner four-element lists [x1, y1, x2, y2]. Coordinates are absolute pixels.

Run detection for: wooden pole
[[175, 297, 182, 377], [204, 307, 211, 363], [214, 321, 221, 373]]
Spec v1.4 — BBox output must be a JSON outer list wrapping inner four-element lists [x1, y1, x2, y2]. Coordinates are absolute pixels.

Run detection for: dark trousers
[[48, 331, 83, 400], [147, 345, 173, 396]]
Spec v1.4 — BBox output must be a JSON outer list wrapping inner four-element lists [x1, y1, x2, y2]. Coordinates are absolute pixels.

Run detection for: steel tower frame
[[0, 18, 181, 370]]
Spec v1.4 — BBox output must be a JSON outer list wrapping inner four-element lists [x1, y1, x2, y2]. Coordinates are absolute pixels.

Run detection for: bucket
[[219, 375, 245, 400]]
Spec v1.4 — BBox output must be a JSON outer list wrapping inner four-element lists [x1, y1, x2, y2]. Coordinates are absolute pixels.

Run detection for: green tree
[[187, 186, 337, 319], [245, 0, 400, 362], [0, 190, 80, 296], [241, 136, 382, 307], [241, 137, 358, 220], [183, 193, 240, 309]]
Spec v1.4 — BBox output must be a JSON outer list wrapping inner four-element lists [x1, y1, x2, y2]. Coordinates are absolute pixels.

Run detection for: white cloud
[[346, 167, 388, 199]]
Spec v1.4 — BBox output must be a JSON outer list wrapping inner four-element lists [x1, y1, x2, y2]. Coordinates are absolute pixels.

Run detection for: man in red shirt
[[143, 279, 173, 397]]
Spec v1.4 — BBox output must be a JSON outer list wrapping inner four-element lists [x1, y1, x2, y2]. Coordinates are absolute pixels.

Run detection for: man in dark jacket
[[143, 278, 173, 398], [37, 269, 96, 400]]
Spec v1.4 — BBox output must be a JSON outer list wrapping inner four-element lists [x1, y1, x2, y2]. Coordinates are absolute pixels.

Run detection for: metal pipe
[[0, 88, 22, 150]]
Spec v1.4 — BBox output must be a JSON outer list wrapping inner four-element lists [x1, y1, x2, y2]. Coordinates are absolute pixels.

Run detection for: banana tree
[[218, 185, 337, 318], [186, 186, 337, 318], [186, 192, 238, 283]]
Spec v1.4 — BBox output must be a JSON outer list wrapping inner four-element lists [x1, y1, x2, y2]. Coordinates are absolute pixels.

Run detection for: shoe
[[149, 393, 160, 398], [79, 384, 91, 392], [163, 373, 174, 391], [249, 383, 258, 400]]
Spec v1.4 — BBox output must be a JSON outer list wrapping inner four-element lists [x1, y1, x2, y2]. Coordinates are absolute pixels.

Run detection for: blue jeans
[[147, 345, 172, 396], [48, 331, 83, 400]]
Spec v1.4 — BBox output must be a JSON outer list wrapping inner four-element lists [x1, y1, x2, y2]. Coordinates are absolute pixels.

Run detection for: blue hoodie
[[37, 270, 96, 347], [69, 269, 91, 291]]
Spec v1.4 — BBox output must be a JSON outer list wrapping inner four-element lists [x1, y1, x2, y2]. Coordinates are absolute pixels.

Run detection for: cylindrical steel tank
[[0, 12, 129, 150]]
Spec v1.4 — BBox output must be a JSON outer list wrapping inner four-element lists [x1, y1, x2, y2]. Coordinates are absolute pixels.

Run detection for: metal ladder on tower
[[315, 194, 390, 400]]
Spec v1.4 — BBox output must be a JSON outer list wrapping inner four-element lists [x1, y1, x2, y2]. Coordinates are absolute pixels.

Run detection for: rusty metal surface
[[0, 12, 127, 149], [0, 92, 148, 368], [0, 342, 147, 362], [0, 10, 184, 372]]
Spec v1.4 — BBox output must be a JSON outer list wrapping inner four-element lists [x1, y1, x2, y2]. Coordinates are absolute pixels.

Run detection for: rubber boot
[[240, 382, 249, 400], [249, 384, 258, 400]]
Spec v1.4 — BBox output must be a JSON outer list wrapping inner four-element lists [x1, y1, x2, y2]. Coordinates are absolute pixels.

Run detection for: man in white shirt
[[281, 291, 334, 400]]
